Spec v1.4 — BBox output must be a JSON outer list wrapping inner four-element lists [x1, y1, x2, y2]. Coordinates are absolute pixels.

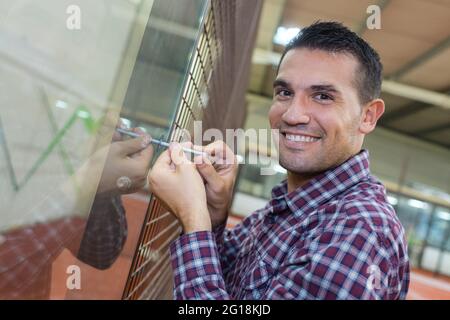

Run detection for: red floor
[[407, 268, 450, 300]]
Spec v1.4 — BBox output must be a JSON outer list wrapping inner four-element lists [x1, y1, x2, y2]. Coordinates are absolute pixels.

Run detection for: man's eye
[[314, 93, 333, 101], [276, 89, 292, 97]]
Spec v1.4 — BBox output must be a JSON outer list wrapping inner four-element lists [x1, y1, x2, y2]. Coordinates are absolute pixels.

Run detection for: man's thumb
[[196, 156, 222, 188], [116, 137, 148, 156], [169, 143, 190, 166]]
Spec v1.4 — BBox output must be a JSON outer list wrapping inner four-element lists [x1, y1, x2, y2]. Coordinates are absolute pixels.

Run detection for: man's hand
[[148, 143, 211, 233], [68, 125, 153, 216], [192, 140, 238, 228], [97, 128, 153, 195], [78, 127, 153, 196]]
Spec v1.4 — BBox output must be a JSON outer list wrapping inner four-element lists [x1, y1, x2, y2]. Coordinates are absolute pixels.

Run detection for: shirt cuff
[[169, 231, 223, 288]]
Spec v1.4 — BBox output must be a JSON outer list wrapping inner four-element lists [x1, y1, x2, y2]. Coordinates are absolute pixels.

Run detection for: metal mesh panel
[[122, 0, 262, 300]]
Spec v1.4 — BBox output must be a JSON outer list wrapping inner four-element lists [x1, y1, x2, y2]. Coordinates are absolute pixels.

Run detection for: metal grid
[[122, 0, 262, 300]]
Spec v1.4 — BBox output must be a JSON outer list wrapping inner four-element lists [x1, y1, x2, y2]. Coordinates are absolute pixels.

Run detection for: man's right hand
[[192, 140, 239, 228]]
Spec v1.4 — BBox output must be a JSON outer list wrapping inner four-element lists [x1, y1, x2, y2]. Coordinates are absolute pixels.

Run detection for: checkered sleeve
[[169, 211, 266, 300], [71, 194, 128, 270], [265, 217, 405, 300], [170, 231, 231, 300]]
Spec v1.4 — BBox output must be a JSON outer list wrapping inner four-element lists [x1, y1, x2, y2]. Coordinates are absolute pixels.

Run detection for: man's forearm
[[181, 207, 212, 234]]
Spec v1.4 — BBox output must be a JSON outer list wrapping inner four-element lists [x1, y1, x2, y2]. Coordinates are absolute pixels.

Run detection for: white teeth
[[285, 134, 319, 142]]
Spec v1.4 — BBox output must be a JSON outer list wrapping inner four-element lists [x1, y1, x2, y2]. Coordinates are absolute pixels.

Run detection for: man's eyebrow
[[273, 79, 290, 88], [273, 80, 342, 96], [310, 84, 341, 95]]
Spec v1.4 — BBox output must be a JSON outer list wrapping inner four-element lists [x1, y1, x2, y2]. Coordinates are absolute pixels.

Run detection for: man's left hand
[[148, 143, 211, 233]]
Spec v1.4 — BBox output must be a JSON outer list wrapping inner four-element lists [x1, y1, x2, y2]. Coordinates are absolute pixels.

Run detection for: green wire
[[45, 103, 75, 176], [7, 103, 105, 192], [17, 107, 83, 190]]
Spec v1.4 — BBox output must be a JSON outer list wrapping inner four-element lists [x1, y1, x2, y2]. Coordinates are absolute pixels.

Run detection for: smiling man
[[149, 21, 410, 300]]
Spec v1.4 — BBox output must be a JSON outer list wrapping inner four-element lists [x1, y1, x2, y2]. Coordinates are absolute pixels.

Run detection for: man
[[149, 22, 409, 299]]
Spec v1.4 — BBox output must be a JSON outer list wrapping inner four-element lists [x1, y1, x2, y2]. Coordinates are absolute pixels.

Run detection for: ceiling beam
[[415, 123, 450, 136], [251, 0, 287, 94], [388, 35, 450, 80], [381, 102, 433, 124], [382, 89, 450, 123], [255, 0, 287, 50], [381, 80, 450, 110], [381, 124, 449, 149]]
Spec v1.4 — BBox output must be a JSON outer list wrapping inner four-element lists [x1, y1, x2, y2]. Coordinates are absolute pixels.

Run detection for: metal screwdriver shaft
[[116, 127, 208, 157]]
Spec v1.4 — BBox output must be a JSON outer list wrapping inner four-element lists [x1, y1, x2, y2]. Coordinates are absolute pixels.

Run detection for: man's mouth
[[284, 133, 320, 143], [280, 128, 322, 145]]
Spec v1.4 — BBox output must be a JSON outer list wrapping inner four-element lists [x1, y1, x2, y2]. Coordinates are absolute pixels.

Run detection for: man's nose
[[281, 97, 311, 125]]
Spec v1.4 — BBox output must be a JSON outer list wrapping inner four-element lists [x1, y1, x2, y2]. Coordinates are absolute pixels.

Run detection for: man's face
[[269, 48, 364, 175]]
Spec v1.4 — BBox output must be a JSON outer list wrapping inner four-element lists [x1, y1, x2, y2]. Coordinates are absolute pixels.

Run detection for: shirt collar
[[268, 149, 371, 215]]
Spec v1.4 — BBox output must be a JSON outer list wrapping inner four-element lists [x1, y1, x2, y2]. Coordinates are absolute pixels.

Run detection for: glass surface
[[395, 196, 433, 243], [0, 0, 207, 299], [428, 208, 450, 250], [235, 156, 286, 199]]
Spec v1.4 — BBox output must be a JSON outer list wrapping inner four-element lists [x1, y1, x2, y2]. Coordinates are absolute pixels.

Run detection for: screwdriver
[[116, 127, 208, 158]]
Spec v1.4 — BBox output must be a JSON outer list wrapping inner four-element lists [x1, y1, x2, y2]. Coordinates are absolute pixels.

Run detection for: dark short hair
[[278, 21, 383, 104]]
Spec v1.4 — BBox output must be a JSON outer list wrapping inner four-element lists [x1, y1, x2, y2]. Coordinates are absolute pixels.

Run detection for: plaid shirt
[[170, 150, 410, 300]]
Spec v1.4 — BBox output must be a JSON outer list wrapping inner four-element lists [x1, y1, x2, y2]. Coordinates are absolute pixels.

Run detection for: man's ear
[[359, 99, 385, 134]]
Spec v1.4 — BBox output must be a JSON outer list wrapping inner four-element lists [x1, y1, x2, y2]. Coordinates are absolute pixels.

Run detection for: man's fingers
[[169, 143, 191, 166], [188, 141, 233, 165], [112, 130, 122, 142], [180, 141, 193, 149], [148, 149, 172, 188], [115, 135, 150, 156], [202, 141, 236, 165], [195, 155, 223, 189], [129, 128, 151, 159], [150, 149, 172, 179], [190, 144, 204, 152], [134, 144, 154, 166]]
